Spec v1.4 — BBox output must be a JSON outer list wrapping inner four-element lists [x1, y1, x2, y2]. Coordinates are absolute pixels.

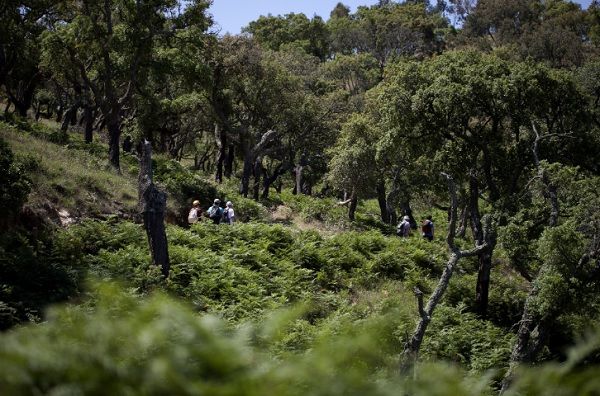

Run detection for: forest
[[1, 0, 600, 394]]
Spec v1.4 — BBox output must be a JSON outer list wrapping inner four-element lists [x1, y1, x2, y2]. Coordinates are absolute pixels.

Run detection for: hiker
[[187, 200, 201, 224], [223, 201, 235, 225], [421, 215, 434, 241], [207, 199, 224, 224], [397, 215, 411, 238]]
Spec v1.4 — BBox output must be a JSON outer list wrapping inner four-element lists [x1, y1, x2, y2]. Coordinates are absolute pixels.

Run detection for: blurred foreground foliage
[[0, 283, 599, 396]]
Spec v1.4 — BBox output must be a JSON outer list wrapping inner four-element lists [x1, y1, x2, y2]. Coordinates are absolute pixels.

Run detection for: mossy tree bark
[[139, 140, 170, 278]]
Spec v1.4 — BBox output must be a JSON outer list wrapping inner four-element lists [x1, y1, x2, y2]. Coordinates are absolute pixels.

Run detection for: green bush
[[0, 138, 31, 220], [420, 304, 514, 374], [0, 283, 503, 396], [0, 230, 85, 329]]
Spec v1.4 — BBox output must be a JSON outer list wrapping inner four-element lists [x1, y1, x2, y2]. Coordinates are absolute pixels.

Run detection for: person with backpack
[[421, 215, 434, 241], [223, 201, 235, 225], [207, 199, 224, 224], [187, 200, 201, 224], [397, 215, 411, 238]]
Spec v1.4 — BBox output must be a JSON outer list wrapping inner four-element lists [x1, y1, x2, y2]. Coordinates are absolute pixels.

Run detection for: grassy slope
[[1, 121, 139, 223]]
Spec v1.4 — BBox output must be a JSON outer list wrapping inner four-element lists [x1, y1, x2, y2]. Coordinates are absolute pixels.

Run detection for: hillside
[[2, 118, 596, 395], [2, 0, 600, 394], [0, 121, 138, 226]]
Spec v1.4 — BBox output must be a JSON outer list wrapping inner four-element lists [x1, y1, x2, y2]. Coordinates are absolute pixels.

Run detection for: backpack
[[397, 220, 409, 236], [209, 206, 223, 222], [422, 221, 432, 235], [188, 208, 198, 224], [222, 208, 230, 223]]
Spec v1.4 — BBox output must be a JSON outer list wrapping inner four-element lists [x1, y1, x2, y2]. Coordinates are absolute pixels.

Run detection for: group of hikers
[[188, 197, 433, 240], [397, 215, 434, 241], [188, 199, 235, 225]]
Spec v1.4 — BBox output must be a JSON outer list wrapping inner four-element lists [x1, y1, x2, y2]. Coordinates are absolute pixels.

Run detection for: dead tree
[[138, 140, 170, 277], [400, 173, 490, 374]]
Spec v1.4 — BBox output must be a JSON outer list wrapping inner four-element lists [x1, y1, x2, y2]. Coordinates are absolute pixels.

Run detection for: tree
[[327, 114, 381, 221], [41, 0, 212, 171], [462, 0, 587, 67], [0, 0, 54, 117], [244, 13, 330, 60], [369, 50, 594, 317], [328, 2, 449, 72], [330, 2, 351, 19]]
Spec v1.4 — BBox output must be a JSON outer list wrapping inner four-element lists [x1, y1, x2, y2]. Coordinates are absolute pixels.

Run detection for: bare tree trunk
[[107, 114, 121, 171], [214, 123, 225, 183], [83, 105, 94, 144], [376, 180, 389, 223], [225, 144, 234, 178], [456, 204, 469, 238], [294, 164, 303, 196], [138, 140, 169, 277], [61, 103, 79, 132], [400, 173, 490, 374], [253, 156, 262, 201], [469, 174, 497, 318], [262, 163, 289, 199], [239, 130, 278, 197], [349, 189, 358, 221], [386, 171, 401, 225]]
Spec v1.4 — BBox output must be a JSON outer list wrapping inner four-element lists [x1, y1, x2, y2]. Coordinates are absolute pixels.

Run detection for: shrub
[[420, 304, 514, 374], [0, 138, 31, 220], [0, 230, 85, 329], [0, 283, 501, 396]]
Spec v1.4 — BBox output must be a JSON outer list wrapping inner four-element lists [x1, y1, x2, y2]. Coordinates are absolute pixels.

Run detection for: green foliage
[[0, 137, 31, 220], [278, 190, 348, 225], [0, 229, 85, 329], [153, 156, 218, 221], [420, 304, 514, 374], [445, 270, 528, 330], [53, 219, 451, 325], [245, 13, 330, 60], [3, 282, 600, 395], [0, 283, 497, 396]]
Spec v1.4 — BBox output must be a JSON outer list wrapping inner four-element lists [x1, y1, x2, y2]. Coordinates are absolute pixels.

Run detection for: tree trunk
[[401, 200, 416, 229], [34, 101, 41, 121], [83, 105, 94, 143], [138, 140, 169, 277], [262, 163, 288, 199], [294, 164, 303, 196], [214, 123, 225, 183], [349, 190, 358, 221], [253, 156, 262, 201], [107, 113, 121, 171], [501, 123, 562, 393], [61, 103, 79, 132], [55, 104, 64, 122], [225, 144, 234, 178], [456, 204, 469, 238], [470, 175, 486, 315], [8, 72, 40, 118], [239, 130, 278, 197], [400, 173, 490, 374], [240, 153, 252, 198], [376, 180, 389, 224]]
